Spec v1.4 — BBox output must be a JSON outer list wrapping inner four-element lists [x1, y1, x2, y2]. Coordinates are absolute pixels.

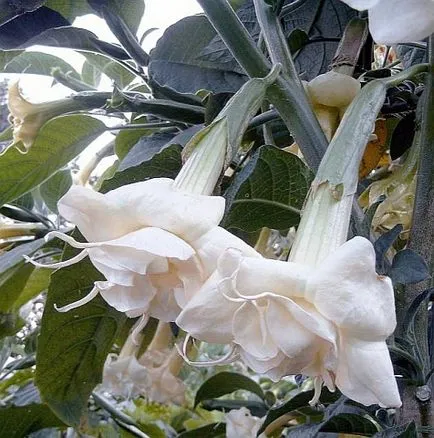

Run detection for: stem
[[51, 68, 97, 92], [106, 122, 178, 131], [76, 140, 114, 185], [253, 0, 301, 83], [399, 35, 434, 433], [197, 0, 328, 171]]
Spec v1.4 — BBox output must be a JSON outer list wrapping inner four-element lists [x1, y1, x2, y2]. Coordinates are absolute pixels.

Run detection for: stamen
[[54, 284, 100, 312], [131, 314, 150, 345], [44, 231, 99, 249], [177, 336, 239, 367], [309, 376, 324, 406], [24, 249, 88, 269]]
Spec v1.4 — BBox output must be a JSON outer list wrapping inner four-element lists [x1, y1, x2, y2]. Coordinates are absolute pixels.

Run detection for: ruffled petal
[[176, 272, 239, 344], [307, 237, 396, 339], [97, 278, 156, 315], [192, 226, 261, 277], [240, 350, 286, 375], [59, 178, 225, 243], [369, 0, 434, 44], [148, 286, 182, 322], [336, 335, 401, 408], [339, 0, 379, 10], [233, 302, 280, 361], [266, 299, 319, 360]]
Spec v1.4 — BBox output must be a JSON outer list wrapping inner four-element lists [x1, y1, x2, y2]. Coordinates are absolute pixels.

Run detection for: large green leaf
[[0, 50, 80, 77], [102, 143, 182, 192], [35, 256, 127, 426], [82, 52, 138, 88], [194, 372, 265, 407], [14, 268, 52, 310], [0, 239, 47, 276], [148, 15, 246, 94], [39, 169, 73, 214], [178, 423, 226, 438], [44, 0, 94, 21], [0, 263, 34, 312], [88, 0, 145, 34], [223, 146, 312, 232], [0, 404, 65, 438], [0, 115, 105, 206]]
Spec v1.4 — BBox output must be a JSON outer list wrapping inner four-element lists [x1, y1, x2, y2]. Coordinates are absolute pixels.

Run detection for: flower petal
[[192, 226, 261, 277], [233, 302, 280, 360], [266, 299, 319, 361], [336, 335, 401, 408], [240, 350, 287, 375], [97, 278, 156, 315], [307, 236, 396, 339], [369, 0, 434, 44], [59, 178, 225, 242], [176, 272, 239, 344]]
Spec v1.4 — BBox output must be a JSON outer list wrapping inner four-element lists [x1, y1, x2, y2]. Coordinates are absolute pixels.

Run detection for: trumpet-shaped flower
[[29, 178, 259, 324], [177, 237, 401, 407], [340, 0, 434, 44], [6, 81, 84, 152]]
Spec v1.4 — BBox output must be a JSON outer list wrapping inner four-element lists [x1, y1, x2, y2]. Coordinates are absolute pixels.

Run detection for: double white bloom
[[33, 177, 257, 325], [341, 0, 434, 44], [177, 237, 401, 408]]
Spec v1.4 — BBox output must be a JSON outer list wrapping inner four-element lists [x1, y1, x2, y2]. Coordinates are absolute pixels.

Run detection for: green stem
[[51, 68, 97, 92], [197, 0, 328, 171], [253, 0, 300, 84]]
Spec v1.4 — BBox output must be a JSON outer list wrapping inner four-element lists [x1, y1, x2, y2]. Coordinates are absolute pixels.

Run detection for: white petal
[[340, 0, 379, 10], [192, 226, 261, 277], [369, 0, 434, 44], [307, 237, 396, 339], [336, 335, 401, 408], [225, 407, 263, 438], [233, 302, 280, 361], [59, 178, 225, 243], [266, 299, 319, 360], [236, 258, 310, 299], [240, 350, 286, 375], [97, 278, 156, 315], [176, 272, 239, 344], [148, 286, 182, 322]]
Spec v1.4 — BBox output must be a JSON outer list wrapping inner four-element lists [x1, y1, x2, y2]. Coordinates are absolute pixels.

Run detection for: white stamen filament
[[54, 285, 100, 312], [309, 376, 324, 406], [131, 314, 150, 345], [24, 249, 88, 269]]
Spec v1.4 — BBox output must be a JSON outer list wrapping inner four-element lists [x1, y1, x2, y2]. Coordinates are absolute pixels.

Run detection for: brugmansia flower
[[225, 407, 265, 438], [6, 81, 83, 153], [29, 178, 257, 326], [177, 237, 400, 407], [340, 0, 434, 44]]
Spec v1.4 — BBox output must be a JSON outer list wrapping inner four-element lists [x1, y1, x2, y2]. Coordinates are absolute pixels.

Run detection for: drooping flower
[[340, 0, 434, 44], [225, 407, 265, 438], [28, 178, 258, 326], [177, 237, 400, 407], [6, 81, 84, 153]]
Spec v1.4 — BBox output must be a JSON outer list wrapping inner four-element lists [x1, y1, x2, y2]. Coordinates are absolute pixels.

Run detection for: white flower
[[177, 237, 401, 408], [225, 407, 265, 438], [102, 354, 150, 399], [6, 81, 82, 152], [29, 178, 258, 324], [341, 0, 434, 44]]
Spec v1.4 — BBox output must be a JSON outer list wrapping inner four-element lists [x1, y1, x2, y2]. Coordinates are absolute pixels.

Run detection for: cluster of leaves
[[0, 0, 431, 437]]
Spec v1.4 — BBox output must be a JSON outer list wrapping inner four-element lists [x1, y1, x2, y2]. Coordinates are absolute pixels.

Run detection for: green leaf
[[223, 146, 312, 232], [201, 399, 267, 418], [82, 52, 137, 88], [14, 268, 52, 310], [0, 263, 34, 312], [81, 60, 102, 88], [178, 423, 226, 438], [194, 372, 265, 407], [149, 16, 246, 94], [0, 50, 80, 77], [0, 126, 13, 142], [373, 422, 417, 437], [0, 238, 47, 276], [0, 115, 105, 206], [88, 0, 145, 34], [44, 0, 94, 21], [258, 388, 338, 434], [320, 413, 378, 435], [35, 256, 127, 426], [39, 169, 73, 214], [102, 144, 182, 193], [114, 120, 156, 160], [0, 404, 65, 438]]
